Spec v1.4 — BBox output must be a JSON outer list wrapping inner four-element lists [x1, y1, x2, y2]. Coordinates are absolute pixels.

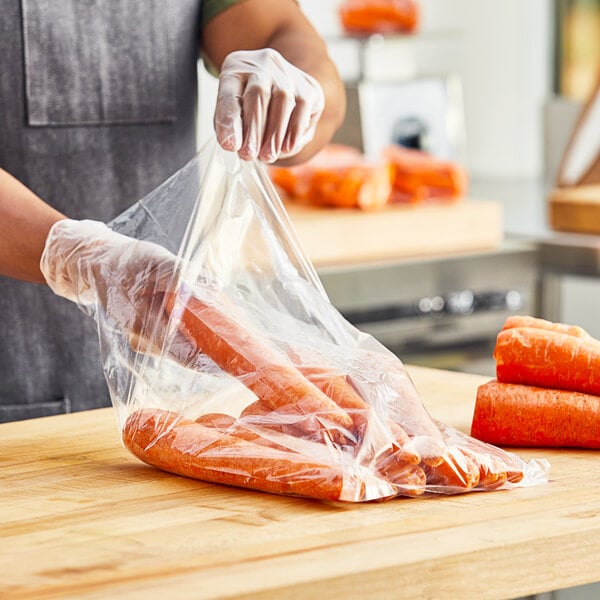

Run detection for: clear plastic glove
[[214, 48, 325, 163], [40, 219, 196, 365]]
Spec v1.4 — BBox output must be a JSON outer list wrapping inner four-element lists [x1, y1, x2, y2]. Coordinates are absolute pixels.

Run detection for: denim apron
[[0, 0, 202, 421]]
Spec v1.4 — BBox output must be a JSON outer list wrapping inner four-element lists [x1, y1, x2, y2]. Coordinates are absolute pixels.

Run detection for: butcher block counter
[[2, 366, 599, 600], [284, 199, 504, 267]]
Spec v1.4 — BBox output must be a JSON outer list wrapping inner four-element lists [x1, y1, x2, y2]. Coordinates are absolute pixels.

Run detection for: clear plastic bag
[[101, 138, 549, 502]]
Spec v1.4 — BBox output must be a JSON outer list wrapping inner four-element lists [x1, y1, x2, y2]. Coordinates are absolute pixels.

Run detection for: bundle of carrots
[[383, 144, 468, 204], [269, 143, 467, 210], [339, 0, 420, 35], [270, 144, 393, 210], [122, 287, 545, 502], [471, 315, 600, 448]]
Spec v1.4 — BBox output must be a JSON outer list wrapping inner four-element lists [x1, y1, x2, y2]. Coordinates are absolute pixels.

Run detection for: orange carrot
[[472, 380, 600, 448], [378, 463, 426, 497], [459, 436, 524, 487], [495, 326, 600, 395], [270, 144, 392, 210], [123, 408, 349, 501], [238, 398, 327, 442], [288, 353, 423, 467], [339, 0, 419, 34], [502, 315, 593, 339], [196, 411, 350, 462], [165, 290, 355, 442], [382, 145, 467, 204], [296, 366, 369, 412], [423, 446, 480, 490], [241, 395, 423, 480]]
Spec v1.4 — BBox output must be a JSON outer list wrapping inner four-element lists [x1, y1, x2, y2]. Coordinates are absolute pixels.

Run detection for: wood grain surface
[[2, 366, 600, 600], [286, 201, 504, 267], [549, 184, 600, 234]]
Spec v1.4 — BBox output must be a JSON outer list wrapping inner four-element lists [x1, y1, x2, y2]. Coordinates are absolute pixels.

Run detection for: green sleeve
[[200, 0, 244, 28]]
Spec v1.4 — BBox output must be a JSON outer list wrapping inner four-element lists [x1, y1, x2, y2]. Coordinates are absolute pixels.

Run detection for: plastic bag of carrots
[[270, 143, 467, 209], [97, 139, 548, 502], [270, 144, 394, 210], [339, 0, 420, 35]]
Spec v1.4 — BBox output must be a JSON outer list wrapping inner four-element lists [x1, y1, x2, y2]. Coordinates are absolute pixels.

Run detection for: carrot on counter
[[472, 380, 600, 448], [123, 409, 349, 501], [382, 145, 468, 204], [164, 291, 356, 442], [502, 315, 593, 339], [494, 326, 600, 396]]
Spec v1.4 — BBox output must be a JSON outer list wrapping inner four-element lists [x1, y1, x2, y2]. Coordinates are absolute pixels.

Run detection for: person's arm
[[201, 0, 346, 165], [0, 169, 67, 284]]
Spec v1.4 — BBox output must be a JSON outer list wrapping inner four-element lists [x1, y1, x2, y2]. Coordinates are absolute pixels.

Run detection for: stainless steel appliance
[[318, 239, 539, 376]]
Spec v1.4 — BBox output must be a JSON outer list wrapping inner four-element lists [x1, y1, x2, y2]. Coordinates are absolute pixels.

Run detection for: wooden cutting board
[[285, 200, 503, 267], [3, 366, 600, 599], [549, 185, 600, 234]]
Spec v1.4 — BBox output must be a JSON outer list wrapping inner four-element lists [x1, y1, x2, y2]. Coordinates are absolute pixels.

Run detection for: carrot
[[423, 446, 480, 490], [308, 163, 393, 210], [297, 366, 369, 411], [286, 351, 424, 467], [270, 144, 393, 210], [195, 411, 350, 464], [433, 420, 524, 488], [240, 396, 423, 473], [494, 326, 600, 395], [164, 290, 355, 442], [380, 366, 446, 465], [382, 145, 467, 204], [502, 315, 593, 339], [472, 380, 600, 448], [123, 408, 350, 501], [339, 0, 419, 34], [379, 463, 426, 497]]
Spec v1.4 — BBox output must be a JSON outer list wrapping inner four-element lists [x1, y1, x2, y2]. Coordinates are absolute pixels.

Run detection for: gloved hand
[[40, 219, 196, 365], [214, 48, 325, 163]]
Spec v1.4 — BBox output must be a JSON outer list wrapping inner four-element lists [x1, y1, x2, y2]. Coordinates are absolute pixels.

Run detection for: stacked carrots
[[122, 288, 544, 502], [270, 143, 467, 210], [471, 316, 600, 448], [339, 0, 420, 35]]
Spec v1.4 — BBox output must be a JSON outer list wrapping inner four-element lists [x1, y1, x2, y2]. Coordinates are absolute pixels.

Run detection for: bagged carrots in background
[[472, 315, 600, 448], [270, 144, 393, 210], [339, 0, 420, 35], [270, 143, 467, 209], [86, 139, 546, 502]]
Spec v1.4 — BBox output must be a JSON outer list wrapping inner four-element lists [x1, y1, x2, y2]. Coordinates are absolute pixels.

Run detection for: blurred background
[[198, 0, 600, 378]]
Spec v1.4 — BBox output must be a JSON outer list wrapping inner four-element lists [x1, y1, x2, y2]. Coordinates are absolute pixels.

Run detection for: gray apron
[[0, 0, 202, 422]]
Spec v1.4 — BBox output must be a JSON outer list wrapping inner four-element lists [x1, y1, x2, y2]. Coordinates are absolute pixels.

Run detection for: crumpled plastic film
[[99, 138, 550, 502]]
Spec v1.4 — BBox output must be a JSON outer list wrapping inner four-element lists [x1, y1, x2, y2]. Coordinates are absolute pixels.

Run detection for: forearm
[[0, 169, 67, 284]]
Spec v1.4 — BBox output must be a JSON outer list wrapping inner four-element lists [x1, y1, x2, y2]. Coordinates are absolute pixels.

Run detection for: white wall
[[418, 0, 553, 179]]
